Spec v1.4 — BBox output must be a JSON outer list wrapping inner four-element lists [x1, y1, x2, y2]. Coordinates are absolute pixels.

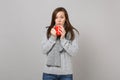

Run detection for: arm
[[60, 30, 79, 56], [41, 28, 57, 55]]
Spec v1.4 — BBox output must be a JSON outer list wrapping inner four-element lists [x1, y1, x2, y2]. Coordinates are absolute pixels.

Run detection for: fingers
[[52, 25, 66, 38], [59, 26, 65, 34], [58, 27, 66, 38], [58, 27, 62, 33], [51, 28, 57, 37], [51, 28, 56, 32]]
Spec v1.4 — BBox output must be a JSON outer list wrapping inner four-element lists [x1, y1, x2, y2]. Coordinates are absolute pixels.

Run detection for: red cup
[[54, 25, 61, 36]]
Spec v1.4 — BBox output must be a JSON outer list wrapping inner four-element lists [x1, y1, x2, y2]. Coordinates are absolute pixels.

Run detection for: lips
[[56, 23, 61, 25]]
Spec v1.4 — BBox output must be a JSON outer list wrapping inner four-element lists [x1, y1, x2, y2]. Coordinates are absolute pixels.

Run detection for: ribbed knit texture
[[46, 38, 63, 67], [41, 27, 79, 75]]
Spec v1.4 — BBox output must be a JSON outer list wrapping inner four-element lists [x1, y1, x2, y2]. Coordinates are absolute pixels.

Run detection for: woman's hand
[[50, 28, 57, 37], [59, 26, 66, 39]]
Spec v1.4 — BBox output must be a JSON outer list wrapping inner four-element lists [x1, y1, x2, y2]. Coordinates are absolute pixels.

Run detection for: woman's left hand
[[59, 26, 66, 39]]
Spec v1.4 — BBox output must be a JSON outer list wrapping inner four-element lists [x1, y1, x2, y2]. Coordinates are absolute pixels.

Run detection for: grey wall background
[[0, 0, 120, 80]]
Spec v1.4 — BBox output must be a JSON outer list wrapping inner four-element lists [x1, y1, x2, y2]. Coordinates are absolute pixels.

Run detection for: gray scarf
[[46, 32, 71, 67]]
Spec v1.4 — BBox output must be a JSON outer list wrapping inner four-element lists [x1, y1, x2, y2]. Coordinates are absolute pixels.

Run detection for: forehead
[[56, 11, 65, 16]]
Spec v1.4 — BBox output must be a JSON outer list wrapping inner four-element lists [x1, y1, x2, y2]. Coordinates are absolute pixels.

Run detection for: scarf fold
[[46, 38, 63, 67]]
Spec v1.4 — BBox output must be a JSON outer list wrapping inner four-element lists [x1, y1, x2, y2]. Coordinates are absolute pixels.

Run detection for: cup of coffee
[[54, 25, 61, 36]]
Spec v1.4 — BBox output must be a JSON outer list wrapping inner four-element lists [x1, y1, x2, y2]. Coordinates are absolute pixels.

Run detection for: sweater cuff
[[49, 35, 57, 42]]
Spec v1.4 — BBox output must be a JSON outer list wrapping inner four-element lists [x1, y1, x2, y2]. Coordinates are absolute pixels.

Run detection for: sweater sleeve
[[41, 28, 57, 55], [60, 30, 79, 56]]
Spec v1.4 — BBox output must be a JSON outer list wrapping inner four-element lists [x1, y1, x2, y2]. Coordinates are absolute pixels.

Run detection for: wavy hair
[[47, 7, 79, 41]]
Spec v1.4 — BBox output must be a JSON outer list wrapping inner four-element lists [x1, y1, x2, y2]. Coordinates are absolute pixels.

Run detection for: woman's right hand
[[50, 28, 57, 37]]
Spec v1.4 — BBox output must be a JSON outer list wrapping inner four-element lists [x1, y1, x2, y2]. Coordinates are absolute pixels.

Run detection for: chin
[[57, 24, 63, 26]]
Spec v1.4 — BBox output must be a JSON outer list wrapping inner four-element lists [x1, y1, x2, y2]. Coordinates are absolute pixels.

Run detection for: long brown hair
[[47, 7, 79, 41]]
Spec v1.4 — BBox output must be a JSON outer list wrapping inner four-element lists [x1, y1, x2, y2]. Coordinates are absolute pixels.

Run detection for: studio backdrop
[[0, 0, 120, 80]]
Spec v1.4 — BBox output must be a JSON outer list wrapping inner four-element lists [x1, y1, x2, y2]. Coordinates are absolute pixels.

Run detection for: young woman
[[41, 7, 79, 80]]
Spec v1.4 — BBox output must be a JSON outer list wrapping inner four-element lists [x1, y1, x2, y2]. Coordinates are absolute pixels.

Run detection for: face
[[55, 11, 66, 26]]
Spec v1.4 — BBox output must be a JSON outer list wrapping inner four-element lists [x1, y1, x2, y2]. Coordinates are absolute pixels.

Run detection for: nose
[[57, 18, 61, 22]]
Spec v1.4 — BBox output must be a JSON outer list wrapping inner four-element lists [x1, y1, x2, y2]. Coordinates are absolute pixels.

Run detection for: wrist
[[60, 35, 64, 39]]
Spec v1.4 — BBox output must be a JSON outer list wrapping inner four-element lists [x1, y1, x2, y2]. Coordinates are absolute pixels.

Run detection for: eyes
[[55, 11, 65, 20], [55, 16, 65, 19]]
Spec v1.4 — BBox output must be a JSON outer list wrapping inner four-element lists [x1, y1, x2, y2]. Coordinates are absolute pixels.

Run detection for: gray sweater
[[41, 27, 79, 74]]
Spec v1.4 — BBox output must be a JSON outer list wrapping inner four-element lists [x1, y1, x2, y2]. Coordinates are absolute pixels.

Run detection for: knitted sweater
[[41, 27, 79, 75]]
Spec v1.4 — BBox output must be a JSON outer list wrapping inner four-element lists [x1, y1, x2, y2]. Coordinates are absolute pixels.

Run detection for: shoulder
[[42, 26, 49, 32], [72, 29, 80, 41], [73, 29, 79, 36], [41, 26, 49, 36]]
